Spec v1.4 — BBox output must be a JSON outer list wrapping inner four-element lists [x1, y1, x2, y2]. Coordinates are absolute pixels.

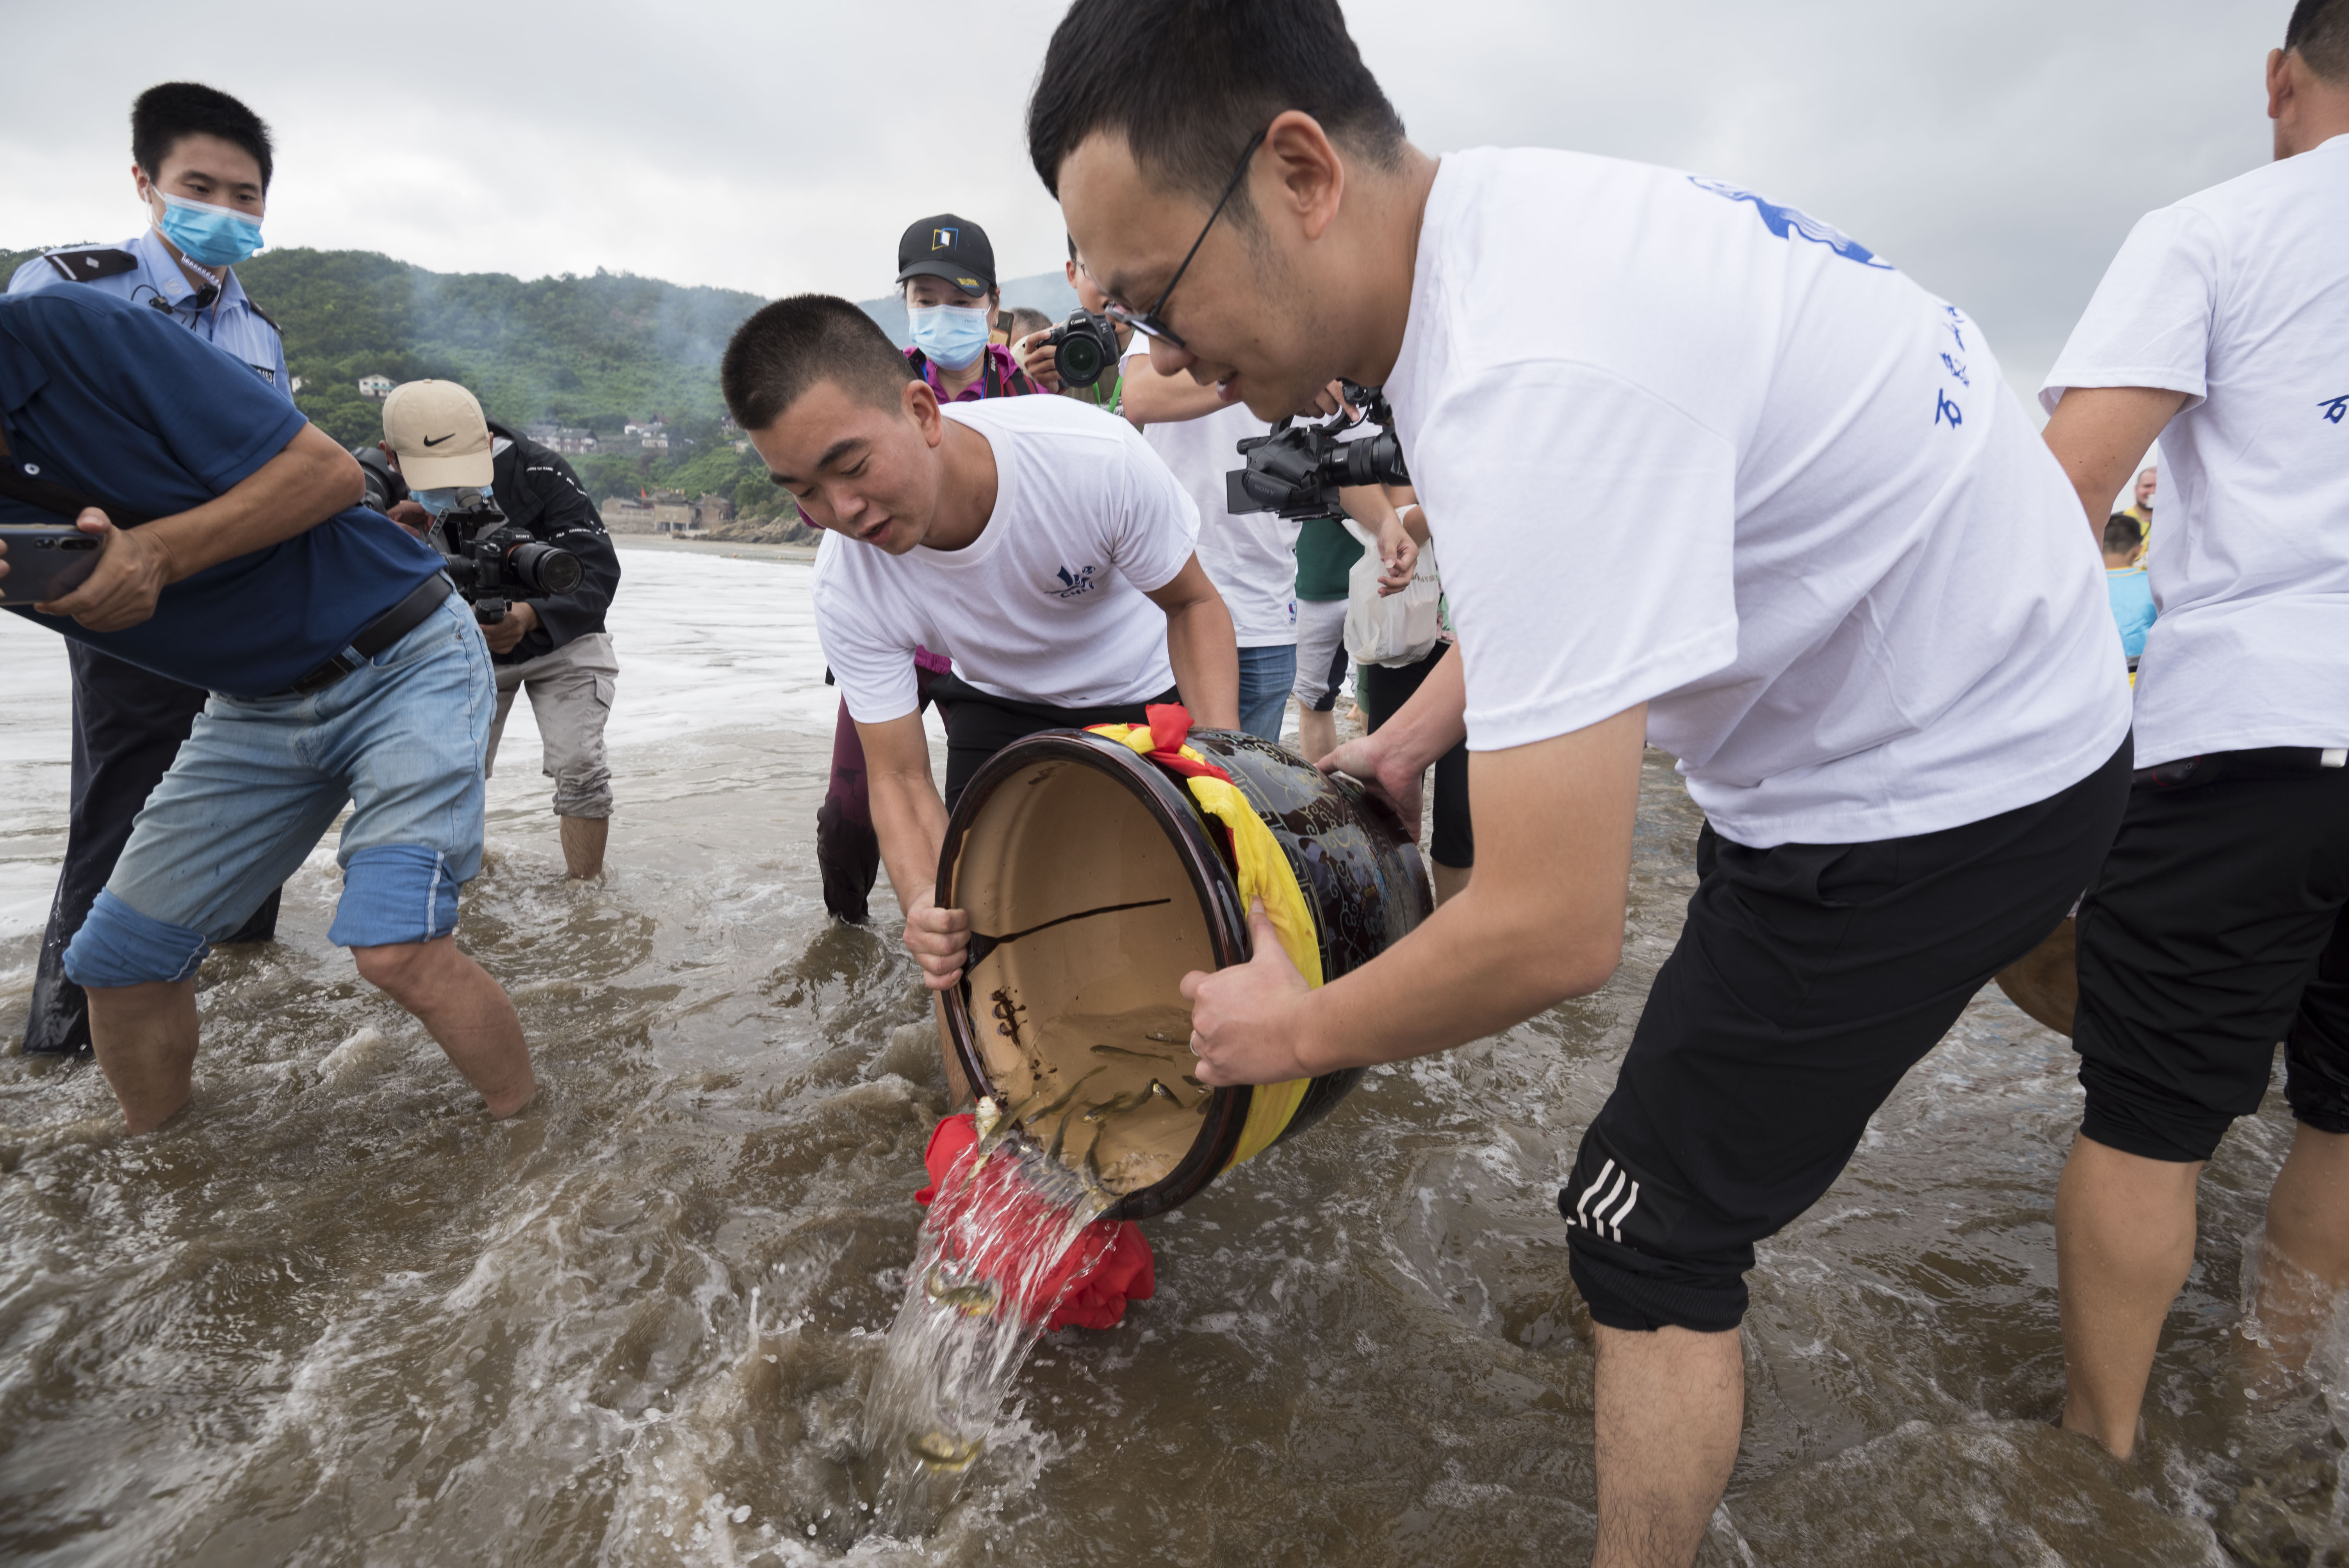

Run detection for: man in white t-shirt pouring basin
[[1030, 3, 2132, 1563], [719, 294, 1239, 1069]]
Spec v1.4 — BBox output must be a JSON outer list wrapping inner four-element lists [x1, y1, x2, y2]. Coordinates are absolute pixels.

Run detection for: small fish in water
[[973, 1096, 1003, 1142], [1149, 1078, 1190, 1107], [909, 1430, 983, 1472], [923, 1263, 1000, 1318], [1089, 1042, 1184, 1062], [1082, 1088, 1153, 1123], [1026, 1067, 1105, 1130]]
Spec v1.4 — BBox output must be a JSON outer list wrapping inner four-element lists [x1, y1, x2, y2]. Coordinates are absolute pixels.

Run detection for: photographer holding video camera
[[382, 381, 622, 880]]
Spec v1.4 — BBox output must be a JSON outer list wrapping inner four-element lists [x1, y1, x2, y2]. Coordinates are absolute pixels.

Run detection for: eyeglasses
[[1101, 127, 1268, 351]]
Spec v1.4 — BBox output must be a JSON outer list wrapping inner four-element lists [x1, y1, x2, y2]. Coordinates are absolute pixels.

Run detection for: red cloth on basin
[[914, 1112, 1155, 1332]]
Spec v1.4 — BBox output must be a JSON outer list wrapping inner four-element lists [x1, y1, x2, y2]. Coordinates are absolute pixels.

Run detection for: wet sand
[[0, 545, 2319, 1564]]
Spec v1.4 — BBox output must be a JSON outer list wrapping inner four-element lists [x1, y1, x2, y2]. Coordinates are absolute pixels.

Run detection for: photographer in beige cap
[[383, 380, 624, 879]]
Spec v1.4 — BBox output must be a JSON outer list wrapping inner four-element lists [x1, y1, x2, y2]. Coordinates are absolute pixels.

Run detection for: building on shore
[[602, 495, 659, 535]]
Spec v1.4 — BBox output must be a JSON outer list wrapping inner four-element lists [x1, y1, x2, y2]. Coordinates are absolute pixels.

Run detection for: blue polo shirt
[[0, 287, 440, 698]]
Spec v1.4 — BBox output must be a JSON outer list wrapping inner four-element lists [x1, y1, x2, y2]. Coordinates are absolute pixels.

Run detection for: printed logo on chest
[[1050, 565, 1100, 600]]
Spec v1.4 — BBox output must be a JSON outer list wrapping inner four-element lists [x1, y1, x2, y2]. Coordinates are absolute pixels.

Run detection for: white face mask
[[907, 301, 993, 371]]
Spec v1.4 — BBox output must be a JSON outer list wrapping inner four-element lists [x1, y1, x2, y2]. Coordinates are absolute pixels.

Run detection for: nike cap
[[895, 213, 995, 295], [383, 379, 494, 488]]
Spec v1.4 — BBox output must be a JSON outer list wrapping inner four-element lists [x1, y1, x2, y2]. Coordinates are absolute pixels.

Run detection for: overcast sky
[[3, 0, 2288, 402]]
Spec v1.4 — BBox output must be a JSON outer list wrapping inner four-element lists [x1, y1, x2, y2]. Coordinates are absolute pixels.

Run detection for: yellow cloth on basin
[[1089, 724, 1322, 1168]]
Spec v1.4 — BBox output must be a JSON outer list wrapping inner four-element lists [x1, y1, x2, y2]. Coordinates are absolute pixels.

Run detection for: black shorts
[[2073, 750, 2349, 1164], [1360, 642, 1472, 870], [931, 674, 1180, 808], [1562, 738, 2133, 1334]]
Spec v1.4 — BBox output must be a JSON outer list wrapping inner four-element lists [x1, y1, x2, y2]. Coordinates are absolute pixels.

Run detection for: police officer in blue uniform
[[9, 82, 291, 1056]]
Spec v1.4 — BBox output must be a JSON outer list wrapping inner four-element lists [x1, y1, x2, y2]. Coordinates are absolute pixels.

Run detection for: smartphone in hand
[[0, 525, 102, 607]]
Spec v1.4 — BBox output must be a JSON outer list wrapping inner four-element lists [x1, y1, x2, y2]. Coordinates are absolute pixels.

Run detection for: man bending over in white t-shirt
[[1029, 4, 2132, 1564], [2037, 0, 2349, 1464], [719, 293, 1239, 1030]]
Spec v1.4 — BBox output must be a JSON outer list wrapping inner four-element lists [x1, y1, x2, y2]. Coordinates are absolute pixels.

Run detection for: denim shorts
[[1236, 642, 1297, 743], [64, 596, 493, 984]]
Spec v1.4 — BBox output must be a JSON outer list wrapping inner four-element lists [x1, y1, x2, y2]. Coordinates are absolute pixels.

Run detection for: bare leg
[[86, 979, 200, 1134], [350, 936, 535, 1117], [1432, 861, 1473, 906], [1297, 707, 1338, 766], [1592, 1323, 1744, 1568], [2249, 1123, 2349, 1378], [560, 814, 609, 880], [2056, 1132, 2203, 1458]]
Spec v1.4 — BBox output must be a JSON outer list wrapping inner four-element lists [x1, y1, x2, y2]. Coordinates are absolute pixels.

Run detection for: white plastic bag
[[1342, 522, 1441, 667]]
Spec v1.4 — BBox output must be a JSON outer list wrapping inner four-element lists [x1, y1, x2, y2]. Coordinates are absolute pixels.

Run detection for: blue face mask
[[155, 192, 265, 268], [411, 484, 491, 516], [907, 302, 992, 372]]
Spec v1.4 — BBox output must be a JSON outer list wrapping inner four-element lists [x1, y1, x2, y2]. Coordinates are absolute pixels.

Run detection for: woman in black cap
[[895, 212, 1041, 404]]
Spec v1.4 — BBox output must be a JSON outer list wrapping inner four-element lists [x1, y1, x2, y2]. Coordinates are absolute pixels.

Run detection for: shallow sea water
[[0, 543, 2329, 1565]]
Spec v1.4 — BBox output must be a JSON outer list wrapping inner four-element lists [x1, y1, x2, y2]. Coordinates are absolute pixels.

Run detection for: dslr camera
[[1226, 382, 1411, 520], [1043, 308, 1123, 389], [429, 490, 585, 625]]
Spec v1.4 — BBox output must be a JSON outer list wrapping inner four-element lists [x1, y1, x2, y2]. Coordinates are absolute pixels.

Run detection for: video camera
[[1043, 308, 1123, 390], [430, 489, 585, 625], [354, 445, 405, 515], [1225, 383, 1411, 520]]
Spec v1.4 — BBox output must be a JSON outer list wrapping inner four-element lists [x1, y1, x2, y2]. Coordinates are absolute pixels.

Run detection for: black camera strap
[[0, 414, 157, 528]]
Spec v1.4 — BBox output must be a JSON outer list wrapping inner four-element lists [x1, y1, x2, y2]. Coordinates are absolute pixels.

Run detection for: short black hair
[[132, 82, 274, 191], [2288, 0, 2349, 81], [720, 295, 916, 432], [1027, 0, 1405, 221], [2103, 513, 2144, 554], [1006, 306, 1054, 339]]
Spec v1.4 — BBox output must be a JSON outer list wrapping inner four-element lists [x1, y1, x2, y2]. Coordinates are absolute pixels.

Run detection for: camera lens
[[1057, 330, 1106, 388], [506, 542, 584, 596]]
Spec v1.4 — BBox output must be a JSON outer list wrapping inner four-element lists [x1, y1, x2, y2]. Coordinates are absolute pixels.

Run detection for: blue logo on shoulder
[[1051, 565, 1099, 599], [1689, 176, 1895, 270]]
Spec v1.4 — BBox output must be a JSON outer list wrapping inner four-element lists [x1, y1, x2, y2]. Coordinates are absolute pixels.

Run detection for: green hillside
[[0, 244, 791, 522]]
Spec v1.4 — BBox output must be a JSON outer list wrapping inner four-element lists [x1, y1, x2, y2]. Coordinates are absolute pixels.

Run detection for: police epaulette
[[43, 248, 139, 283], [247, 298, 281, 334]]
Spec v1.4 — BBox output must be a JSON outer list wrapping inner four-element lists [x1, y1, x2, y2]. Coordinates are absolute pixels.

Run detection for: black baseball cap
[[896, 213, 996, 295]]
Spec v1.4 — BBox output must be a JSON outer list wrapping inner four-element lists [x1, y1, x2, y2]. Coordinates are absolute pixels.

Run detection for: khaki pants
[[484, 632, 617, 818]]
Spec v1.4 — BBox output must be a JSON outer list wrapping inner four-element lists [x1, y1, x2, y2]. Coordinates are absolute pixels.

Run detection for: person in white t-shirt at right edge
[[1030, 3, 2133, 1563], [2037, 0, 2349, 1467]]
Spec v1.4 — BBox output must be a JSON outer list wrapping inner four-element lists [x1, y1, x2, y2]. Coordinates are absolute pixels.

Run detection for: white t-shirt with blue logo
[[1384, 148, 2129, 848], [2043, 132, 2349, 768], [1126, 341, 1299, 648], [814, 394, 1199, 723]]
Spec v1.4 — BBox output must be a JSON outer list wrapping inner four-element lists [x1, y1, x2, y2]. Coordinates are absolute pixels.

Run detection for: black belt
[[283, 574, 453, 695], [2134, 745, 2349, 791]]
